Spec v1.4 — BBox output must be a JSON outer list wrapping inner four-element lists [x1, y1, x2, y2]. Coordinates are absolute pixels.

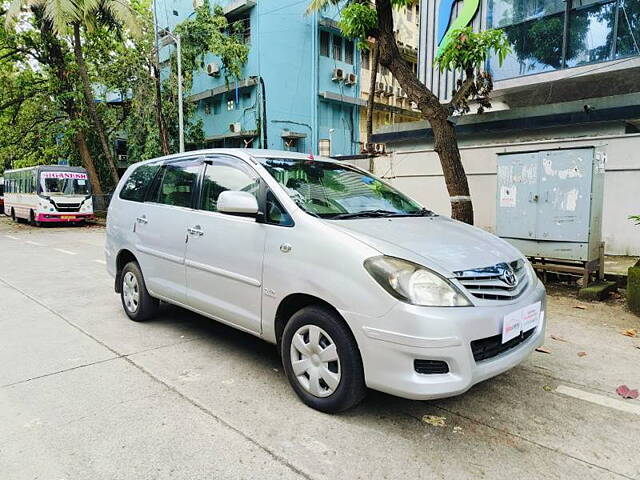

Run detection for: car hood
[[328, 216, 523, 277]]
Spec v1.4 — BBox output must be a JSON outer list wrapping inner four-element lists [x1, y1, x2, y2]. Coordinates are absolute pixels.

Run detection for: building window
[[233, 16, 251, 44], [407, 6, 412, 21], [344, 39, 354, 64], [204, 100, 211, 114], [320, 31, 330, 57], [488, 0, 638, 81], [617, 0, 640, 58], [333, 35, 343, 61], [362, 48, 370, 70], [227, 97, 235, 111], [213, 98, 221, 114]]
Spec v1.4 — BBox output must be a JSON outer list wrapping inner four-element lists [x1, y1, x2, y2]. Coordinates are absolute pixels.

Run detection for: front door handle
[[136, 215, 148, 224], [187, 225, 204, 236]]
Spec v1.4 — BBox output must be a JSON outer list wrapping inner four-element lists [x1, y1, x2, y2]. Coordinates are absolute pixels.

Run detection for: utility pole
[[160, 30, 185, 153]]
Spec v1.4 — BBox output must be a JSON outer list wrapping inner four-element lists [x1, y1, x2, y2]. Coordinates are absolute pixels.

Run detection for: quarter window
[[156, 162, 201, 208], [266, 191, 293, 226], [119, 164, 161, 202], [199, 159, 259, 213]]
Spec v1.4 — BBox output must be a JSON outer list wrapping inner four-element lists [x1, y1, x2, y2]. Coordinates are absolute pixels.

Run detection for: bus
[[3, 166, 94, 225]]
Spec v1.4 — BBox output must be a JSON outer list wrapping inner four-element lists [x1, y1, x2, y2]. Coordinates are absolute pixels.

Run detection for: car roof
[[132, 148, 340, 169]]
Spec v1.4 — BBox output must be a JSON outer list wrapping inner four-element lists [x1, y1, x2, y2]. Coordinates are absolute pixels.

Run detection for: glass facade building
[[488, 0, 640, 80]]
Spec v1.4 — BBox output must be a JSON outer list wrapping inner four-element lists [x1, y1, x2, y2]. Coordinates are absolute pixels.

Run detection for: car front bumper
[[341, 280, 547, 401]]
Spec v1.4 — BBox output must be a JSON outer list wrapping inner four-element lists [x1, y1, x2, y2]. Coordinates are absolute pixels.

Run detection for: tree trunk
[[34, 12, 105, 196], [373, 0, 474, 225], [72, 22, 120, 186], [153, 63, 170, 155], [75, 130, 104, 196]]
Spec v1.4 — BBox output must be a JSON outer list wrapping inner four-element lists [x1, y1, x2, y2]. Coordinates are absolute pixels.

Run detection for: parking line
[[26, 241, 45, 247], [556, 385, 640, 416], [4, 235, 19, 240], [55, 248, 77, 256], [94, 259, 106, 265]]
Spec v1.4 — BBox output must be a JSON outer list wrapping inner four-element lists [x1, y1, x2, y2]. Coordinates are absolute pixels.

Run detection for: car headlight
[[364, 256, 472, 307]]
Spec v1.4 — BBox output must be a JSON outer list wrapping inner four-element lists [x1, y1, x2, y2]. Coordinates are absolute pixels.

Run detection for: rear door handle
[[187, 226, 204, 236], [136, 215, 148, 224]]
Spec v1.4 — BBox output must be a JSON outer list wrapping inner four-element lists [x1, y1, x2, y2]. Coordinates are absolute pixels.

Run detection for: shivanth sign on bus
[[437, 0, 481, 54]]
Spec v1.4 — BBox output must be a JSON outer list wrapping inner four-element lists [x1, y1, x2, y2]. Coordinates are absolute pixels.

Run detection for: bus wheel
[[30, 211, 41, 227]]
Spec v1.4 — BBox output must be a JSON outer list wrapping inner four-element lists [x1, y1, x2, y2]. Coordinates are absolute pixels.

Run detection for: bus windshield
[[41, 172, 90, 196]]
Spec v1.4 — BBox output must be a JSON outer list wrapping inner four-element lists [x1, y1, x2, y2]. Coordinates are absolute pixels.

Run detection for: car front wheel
[[120, 261, 158, 322], [281, 306, 366, 413]]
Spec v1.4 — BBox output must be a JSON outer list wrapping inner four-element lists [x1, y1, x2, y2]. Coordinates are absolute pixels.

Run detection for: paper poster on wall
[[500, 186, 517, 208]]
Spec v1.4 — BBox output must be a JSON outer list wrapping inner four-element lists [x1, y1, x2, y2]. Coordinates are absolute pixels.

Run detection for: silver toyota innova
[[106, 149, 546, 412]]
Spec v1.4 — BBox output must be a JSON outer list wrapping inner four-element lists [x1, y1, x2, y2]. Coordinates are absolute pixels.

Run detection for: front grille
[[54, 203, 81, 212], [454, 259, 529, 301], [471, 328, 535, 362], [414, 359, 449, 374]]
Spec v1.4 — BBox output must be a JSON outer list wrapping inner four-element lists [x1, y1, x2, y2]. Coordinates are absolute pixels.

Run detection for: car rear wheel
[[281, 306, 366, 413], [120, 261, 158, 322]]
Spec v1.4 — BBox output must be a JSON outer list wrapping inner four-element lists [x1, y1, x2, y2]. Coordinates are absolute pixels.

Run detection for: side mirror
[[217, 191, 259, 216]]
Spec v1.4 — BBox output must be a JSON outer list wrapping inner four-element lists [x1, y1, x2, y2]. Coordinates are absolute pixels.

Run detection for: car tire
[[281, 305, 367, 413], [120, 261, 158, 322]]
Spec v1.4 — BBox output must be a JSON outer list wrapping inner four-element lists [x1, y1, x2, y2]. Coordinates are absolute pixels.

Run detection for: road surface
[[0, 218, 639, 479]]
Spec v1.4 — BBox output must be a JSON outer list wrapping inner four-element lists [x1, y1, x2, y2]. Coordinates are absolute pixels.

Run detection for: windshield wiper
[[329, 210, 401, 220], [408, 208, 437, 217]]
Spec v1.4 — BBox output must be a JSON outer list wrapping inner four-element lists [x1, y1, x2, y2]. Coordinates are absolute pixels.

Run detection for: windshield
[[41, 172, 90, 195], [260, 158, 429, 219]]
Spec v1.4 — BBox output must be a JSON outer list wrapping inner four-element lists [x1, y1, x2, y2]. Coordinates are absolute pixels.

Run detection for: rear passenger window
[[156, 162, 201, 208], [119, 165, 160, 202]]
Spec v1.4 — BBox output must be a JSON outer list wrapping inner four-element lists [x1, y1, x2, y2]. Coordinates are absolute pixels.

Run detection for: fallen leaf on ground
[[453, 426, 463, 434], [577, 351, 587, 357], [422, 415, 446, 427], [616, 385, 639, 399], [574, 305, 587, 310], [543, 385, 553, 392], [550, 335, 567, 342], [535, 347, 551, 354], [635, 345, 640, 350], [621, 328, 638, 338]]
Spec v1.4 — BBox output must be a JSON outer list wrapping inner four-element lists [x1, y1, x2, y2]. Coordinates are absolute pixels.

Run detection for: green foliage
[[338, 3, 377, 48], [174, 0, 249, 83], [435, 27, 511, 72], [630, 215, 640, 226]]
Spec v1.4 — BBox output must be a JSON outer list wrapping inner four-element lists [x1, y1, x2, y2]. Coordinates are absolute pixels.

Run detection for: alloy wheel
[[289, 324, 341, 398], [122, 272, 140, 314]]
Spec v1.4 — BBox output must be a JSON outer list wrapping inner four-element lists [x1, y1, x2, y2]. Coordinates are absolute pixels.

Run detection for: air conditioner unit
[[384, 86, 394, 97], [332, 68, 344, 81], [375, 143, 386, 154], [206, 62, 220, 77], [375, 82, 385, 94], [229, 122, 241, 133], [192, 0, 204, 8], [345, 73, 357, 86]]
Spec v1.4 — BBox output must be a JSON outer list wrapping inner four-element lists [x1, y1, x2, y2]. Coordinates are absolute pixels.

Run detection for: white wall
[[366, 132, 640, 256]]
